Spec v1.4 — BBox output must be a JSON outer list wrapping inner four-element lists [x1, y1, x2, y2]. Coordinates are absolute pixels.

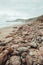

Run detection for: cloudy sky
[[0, 0, 43, 18]]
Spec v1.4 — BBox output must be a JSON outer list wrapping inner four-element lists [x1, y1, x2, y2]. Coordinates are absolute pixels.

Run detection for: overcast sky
[[0, 0, 43, 18]]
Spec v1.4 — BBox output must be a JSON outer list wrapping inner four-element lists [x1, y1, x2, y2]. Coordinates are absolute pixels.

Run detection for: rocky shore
[[0, 15, 43, 65]]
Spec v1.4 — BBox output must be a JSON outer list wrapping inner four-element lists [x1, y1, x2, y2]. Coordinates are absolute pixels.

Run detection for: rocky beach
[[0, 15, 43, 65]]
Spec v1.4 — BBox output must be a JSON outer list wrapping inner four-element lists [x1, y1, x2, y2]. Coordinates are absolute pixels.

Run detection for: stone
[[41, 36, 43, 41], [21, 52, 27, 58], [26, 55, 32, 65], [0, 46, 13, 65], [21, 58, 26, 64], [0, 42, 6, 46], [0, 46, 5, 53], [11, 44, 19, 49], [29, 51, 34, 56], [39, 46, 43, 55], [30, 42, 37, 48], [17, 47, 28, 53], [10, 56, 21, 65], [36, 36, 42, 43], [38, 56, 43, 64], [5, 60, 10, 65]]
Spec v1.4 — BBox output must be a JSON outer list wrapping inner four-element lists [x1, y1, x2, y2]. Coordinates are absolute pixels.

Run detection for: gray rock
[[36, 36, 42, 43], [0, 42, 6, 46], [17, 47, 28, 53], [41, 36, 43, 41], [29, 51, 34, 56], [30, 42, 37, 48]]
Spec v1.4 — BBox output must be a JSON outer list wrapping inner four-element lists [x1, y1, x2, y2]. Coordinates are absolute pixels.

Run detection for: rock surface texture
[[0, 15, 43, 65]]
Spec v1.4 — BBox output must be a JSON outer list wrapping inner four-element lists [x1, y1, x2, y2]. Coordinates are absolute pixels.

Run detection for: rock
[[29, 51, 34, 56], [0, 46, 5, 53], [0, 46, 13, 65], [21, 57, 26, 64], [39, 30, 43, 36], [21, 52, 27, 65], [39, 46, 43, 55], [5, 60, 10, 65], [41, 36, 43, 41], [0, 50, 8, 65], [26, 55, 32, 65], [10, 56, 21, 65], [11, 50, 19, 56], [36, 36, 42, 43], [0, 42, 6, 46], [21, 52, 27, 58], [3, 37, 13, 43], [29, 50, 37, 57], [37, 36, 43, 43], [38, 56, 43, 64], [17, 47, 28, 53], [30, 42, 37, 48], [11, 44, 19, 49], [22, 31, 28, 35], [39, 46, 43, 51]]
